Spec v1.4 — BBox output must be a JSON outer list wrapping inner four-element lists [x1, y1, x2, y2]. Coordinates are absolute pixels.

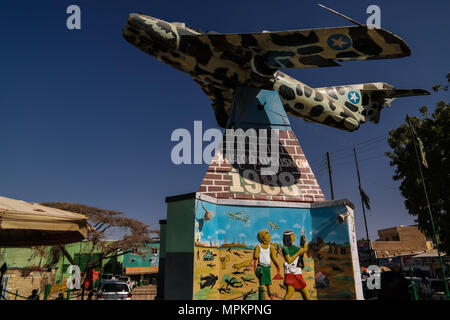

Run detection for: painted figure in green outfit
[[253, 229, 280, 300]]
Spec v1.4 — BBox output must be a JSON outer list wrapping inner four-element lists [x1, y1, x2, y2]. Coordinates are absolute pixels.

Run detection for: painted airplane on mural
[[123, 4, 429, 132], [226, 211, 250, 224], [268, 221, 280, 230]]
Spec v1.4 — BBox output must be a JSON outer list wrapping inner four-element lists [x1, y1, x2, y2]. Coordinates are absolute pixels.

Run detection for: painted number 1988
[[228, 170, 299, 196]]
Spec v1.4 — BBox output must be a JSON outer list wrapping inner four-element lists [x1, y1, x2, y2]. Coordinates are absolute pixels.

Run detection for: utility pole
[[353, 147, 375, 265], [353, 147, 370, 241], [406, 115, 449, 300], [326, 152, 335, 200]]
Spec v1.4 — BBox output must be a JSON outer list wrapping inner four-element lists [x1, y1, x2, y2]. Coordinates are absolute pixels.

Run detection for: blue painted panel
[[228, 87, 291, 130]]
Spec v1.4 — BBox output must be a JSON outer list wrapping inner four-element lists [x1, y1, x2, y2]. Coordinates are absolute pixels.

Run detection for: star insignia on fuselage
[[348, 90, 361, 104], [327, 34, 352, 50]]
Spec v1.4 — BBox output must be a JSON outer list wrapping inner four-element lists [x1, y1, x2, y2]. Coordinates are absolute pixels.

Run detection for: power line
[[327, 145, 388, 164], [331, 139, 388, 159], [325, 134, 389, 156], [364, 177, 399, 191], [351, 138, 388, 154], [308, 134, 389, 166], [358, 154, 389, 162], [309, 158, 327, 168]]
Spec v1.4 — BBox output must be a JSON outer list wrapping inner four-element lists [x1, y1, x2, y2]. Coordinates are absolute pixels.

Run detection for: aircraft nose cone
[[126, 13, 152, 30], [123, 13, 156, 46], [123, 13, 178, 54]]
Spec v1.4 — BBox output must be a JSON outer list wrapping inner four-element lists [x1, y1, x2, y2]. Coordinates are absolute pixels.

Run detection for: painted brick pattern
[[197, 130, 325, 203]]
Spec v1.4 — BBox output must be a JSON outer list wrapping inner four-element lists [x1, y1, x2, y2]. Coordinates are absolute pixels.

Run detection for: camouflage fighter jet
[[123, 5, 429, 132]]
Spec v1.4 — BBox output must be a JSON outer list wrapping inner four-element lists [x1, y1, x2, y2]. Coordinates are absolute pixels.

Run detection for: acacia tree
[[40, 202, 159, 299], [386, 74, 450, 254]]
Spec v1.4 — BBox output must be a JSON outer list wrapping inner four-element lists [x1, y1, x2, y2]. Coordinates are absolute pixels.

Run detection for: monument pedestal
[[159, 88, 363, 300]]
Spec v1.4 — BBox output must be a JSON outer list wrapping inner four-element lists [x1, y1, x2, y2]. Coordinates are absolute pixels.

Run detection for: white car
[[96, 280, 132, 300], [118, 276, 134, 290]]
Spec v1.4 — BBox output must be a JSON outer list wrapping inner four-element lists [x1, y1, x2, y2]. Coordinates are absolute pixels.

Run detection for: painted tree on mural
[[386, 74, 450, 253], [40, 201, 159, 299]]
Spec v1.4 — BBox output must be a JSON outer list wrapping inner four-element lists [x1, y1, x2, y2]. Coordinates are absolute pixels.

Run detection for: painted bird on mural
[[123, 4, 429, 132]]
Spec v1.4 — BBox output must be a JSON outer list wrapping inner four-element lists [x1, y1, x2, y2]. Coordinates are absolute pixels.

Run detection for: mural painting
[[193, 199, 358, 300]]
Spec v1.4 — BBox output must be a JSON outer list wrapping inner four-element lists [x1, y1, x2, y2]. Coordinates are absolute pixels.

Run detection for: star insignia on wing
[[330, 36, 349, 49]]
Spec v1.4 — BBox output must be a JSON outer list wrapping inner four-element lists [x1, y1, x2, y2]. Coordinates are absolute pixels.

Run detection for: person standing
[[27, 289, 40, 300]]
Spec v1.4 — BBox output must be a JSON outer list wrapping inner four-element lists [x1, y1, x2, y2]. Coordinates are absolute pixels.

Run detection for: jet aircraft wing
[[192, 78, 235, 127], [184, 25, 411, 69]]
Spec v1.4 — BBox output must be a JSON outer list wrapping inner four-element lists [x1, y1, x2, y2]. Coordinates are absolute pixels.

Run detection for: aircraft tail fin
[[359, 87, 430, 123], [316, 82, 430, 124]]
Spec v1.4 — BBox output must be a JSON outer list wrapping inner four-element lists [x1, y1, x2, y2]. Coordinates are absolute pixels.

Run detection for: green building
[[1, 241, 123, 284]]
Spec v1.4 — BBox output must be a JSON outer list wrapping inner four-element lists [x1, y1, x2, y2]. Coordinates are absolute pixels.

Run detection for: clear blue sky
[[1, 0, 448, 240]]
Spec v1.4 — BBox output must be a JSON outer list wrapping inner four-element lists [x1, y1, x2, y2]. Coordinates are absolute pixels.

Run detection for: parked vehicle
[[409, 277, 450, 300], [100, 273, 116, 281], [119, 276, 134, 290], [96, 280, 132, 300], [429, 279, 450, 300]]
